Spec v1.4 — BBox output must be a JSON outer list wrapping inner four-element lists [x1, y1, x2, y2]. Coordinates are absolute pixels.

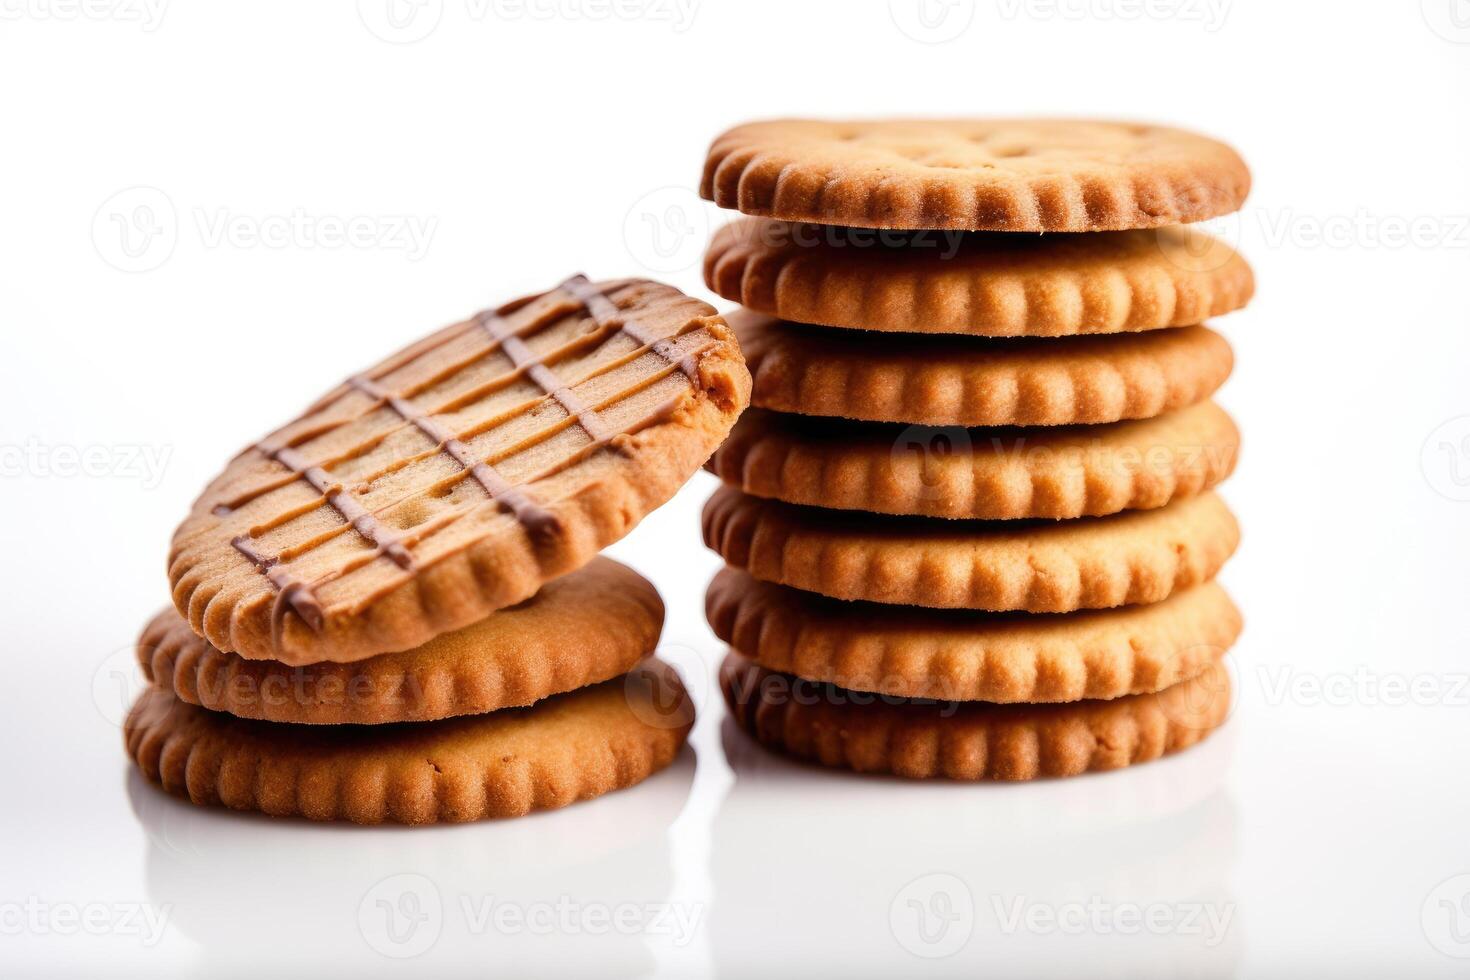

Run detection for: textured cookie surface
[[707, 568, 1240, 703], [720, 651, 1231, 779], [708, 219, 1252, 337], [125, 661, 693, 824], [170, 276, 750, 665], [703, 487, 1238, 612], [139, 557, 662, 725], [701, 119, 1250, 232], [710, 401, 1239, 520], [731, 310, 1234, 426]]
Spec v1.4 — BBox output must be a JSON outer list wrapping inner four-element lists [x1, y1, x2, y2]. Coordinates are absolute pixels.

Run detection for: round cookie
[[719, 651, 1232, 780], [125, 660, 694, 824], [706, 568, 1241, 703], [138, 557, 663, 725], [169, 275, 751, 666], [730, 309, 1234, 426], [708, 219, 1253, 338], [703, 487, 1239, 613], [701, 119, 1251, 232], [709, 401, 1240, 520]]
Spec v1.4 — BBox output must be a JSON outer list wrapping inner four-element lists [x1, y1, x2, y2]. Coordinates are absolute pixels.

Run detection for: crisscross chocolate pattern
[[208, 275, 716, 645]]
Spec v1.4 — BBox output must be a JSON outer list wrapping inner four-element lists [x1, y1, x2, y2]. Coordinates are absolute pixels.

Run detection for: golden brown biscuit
[[708, 219, 1252, 337], [169, 276, 751, 666], [701, 119, 1250, 232], [125, 660, 693, 824], [703, 487, 1238, 612], [720, 650, 1231, 779], [709, 401, 1239, 520], [707, 568, 1240, 703], [730, 309, 1234, 426], [139, 557, 662, 725]]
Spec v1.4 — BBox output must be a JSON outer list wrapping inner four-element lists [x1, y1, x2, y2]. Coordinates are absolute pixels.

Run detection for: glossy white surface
[[3, 1, 1469, 976]]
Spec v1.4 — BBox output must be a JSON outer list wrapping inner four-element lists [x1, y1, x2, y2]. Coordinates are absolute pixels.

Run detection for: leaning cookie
[[730, 310, 1234, 427], [709, 401, 1239, 520], [708, 220, 1252, 338], [720, 651, 1231, 780], [125, 660, 693, 824], [703, 487, 1239, 612], [707, 568, 1240, 704], [170, 276, 751, 666], [138, 557, 662, 725], [701, 119, 1250, 232]]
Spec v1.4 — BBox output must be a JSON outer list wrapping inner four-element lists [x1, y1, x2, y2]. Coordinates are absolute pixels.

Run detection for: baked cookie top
[[701, 119, 1250, 232], [170, 276, 750, 665], [706, 218, 1253, 336]]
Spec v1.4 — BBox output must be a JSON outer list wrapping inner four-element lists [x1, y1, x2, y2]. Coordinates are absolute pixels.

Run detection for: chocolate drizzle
[[225, 275, 716, 647]]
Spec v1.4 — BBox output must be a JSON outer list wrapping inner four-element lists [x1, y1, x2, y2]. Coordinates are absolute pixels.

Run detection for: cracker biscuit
[[703, 487, 1238, 612], [701, 119, 1250, 232], [707, 568, 1240, 703], [709, 401, 1239, 520], [731, 309, 1234, 426], [708, 219, 1252, 337], [125, 661, 693, 824], [169, 276, 751, 666], [139, 557, 662, 725], [719, 650, 1231, 779]]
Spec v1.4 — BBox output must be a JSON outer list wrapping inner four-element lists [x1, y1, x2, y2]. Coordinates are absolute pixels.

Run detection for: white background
[[2, 0, 1469, 976]]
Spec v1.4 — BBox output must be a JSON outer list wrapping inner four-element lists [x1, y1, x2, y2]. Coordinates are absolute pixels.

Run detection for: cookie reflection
[[711, 718, 1240, 978], [129, 746, 694, 978]]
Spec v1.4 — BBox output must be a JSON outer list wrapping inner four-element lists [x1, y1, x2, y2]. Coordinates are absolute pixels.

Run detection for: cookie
[[709, 401, 1239, 520], [169, 276, 751, 666], [707, 568, 1240, 703], [730, 309, 1234, 426], [707, 219, 1253, 338], [125, 660, 693, 824], [139, 557, 662, 725], [703, 487, 1238, 612], [719, 650, 1231, 779], [701, 119, 1250, 232]]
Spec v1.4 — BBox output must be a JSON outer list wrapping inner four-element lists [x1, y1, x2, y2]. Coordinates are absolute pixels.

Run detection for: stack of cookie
[[125, 276, 751, 823], [697, 119, 1252, 779]]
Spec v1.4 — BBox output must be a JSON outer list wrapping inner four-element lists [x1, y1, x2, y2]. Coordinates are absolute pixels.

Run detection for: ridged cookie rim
[[124, 662, 693, 825], [729, 310, 1235, 426], [707, 219, 1254, 337], [703, 487, 1240, 612], [707, 568, 1241, 703], [719, 651, 1231, 780], [700, 118, 1251, 232], [139, 556, 664, 725], [709, 401, 1240, 520]]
